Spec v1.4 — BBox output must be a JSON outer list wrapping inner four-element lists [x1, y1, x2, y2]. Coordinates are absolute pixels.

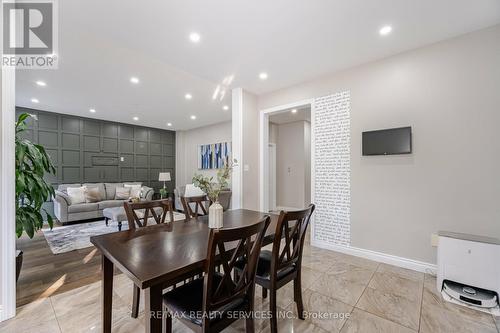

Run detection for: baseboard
[[311, 239, 437, 275]]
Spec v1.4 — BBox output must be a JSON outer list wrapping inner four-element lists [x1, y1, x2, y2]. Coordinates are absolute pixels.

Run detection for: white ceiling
[[16, 0, 500, 130], [270, 107, 311, 125]]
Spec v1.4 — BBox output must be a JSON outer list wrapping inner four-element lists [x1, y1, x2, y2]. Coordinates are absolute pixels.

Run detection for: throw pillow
[[115, 187, 131, 200], [84, 186, 103, 203], [66, 187, 86, 205], [124, 184, 141, 198]]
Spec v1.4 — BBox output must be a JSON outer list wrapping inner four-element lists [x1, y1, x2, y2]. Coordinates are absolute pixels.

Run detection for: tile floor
[[1, 243, 499, 333]]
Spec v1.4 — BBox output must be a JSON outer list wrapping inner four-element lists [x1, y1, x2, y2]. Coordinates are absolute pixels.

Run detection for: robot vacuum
[[443, 280, 499, 308]]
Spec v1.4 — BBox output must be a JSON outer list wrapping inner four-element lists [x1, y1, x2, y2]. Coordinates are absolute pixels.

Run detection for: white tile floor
[[1, 242, 499, 333]]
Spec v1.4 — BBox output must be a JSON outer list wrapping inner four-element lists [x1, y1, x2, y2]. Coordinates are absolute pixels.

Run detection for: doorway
[[259, 99, 314, 213]]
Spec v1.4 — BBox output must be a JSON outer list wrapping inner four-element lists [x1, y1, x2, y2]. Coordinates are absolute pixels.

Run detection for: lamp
[[159, 172, 171, 189]]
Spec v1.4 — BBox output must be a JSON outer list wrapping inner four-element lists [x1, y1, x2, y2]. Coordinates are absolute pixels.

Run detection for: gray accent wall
[[16, 107, 176, 199]]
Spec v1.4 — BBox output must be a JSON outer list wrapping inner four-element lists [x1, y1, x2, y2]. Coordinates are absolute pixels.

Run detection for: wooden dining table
[[90, 209, 279, 333]]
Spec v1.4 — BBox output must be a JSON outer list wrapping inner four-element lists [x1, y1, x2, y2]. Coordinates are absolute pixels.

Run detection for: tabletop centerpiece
[[192, 158, 237, 228]]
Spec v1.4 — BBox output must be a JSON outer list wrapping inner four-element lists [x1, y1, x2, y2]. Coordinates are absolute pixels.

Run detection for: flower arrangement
[[192, 158, 237, 202]]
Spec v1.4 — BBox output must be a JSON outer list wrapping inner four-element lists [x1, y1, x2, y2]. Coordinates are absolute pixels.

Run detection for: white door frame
[[258, 99, 315, 214], [268, 143, 276, 211]]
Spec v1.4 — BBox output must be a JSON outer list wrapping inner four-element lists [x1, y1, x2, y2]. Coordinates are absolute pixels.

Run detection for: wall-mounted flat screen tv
[[362, 126, 412, 156]]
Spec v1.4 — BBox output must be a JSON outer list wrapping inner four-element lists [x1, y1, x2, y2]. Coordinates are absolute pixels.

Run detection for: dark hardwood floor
[[16, 222, 116, 307]]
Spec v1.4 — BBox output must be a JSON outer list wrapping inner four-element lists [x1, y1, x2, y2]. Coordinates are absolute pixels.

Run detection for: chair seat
[[235, 250, 296, 281], [163, 275, 248, 326]]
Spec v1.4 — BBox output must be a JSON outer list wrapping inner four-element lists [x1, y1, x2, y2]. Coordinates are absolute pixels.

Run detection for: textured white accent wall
[[313, 92, 351, 246]]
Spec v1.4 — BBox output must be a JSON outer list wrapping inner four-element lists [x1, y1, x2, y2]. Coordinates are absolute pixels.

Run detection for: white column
[[174, 131, 185, 187], [231, 88, 243, 209], [0, 68, 16, 322], [0, 2, 17, 320]]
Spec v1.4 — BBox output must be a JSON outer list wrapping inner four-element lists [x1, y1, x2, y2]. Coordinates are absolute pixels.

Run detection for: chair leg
[[131, 285, 140, 318], [245, 315, 255, 333], [105, 217, 109, 226], [294, 276, 304, 320], [163, 308, 172, 333], [262, 287, 267, 299], [269, 289, 278, 333]]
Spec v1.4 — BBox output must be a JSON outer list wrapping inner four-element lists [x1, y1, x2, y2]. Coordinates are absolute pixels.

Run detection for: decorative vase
[[208, 201, 224, 229]]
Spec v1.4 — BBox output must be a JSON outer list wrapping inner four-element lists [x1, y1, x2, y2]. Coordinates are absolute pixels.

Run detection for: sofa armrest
[[54, 190, 71, 205], [53, 191, 70, 223], [141, 186, 154, 201]]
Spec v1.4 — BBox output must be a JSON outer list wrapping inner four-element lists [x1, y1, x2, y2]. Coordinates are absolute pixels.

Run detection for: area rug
[[42, 212, 186, 254]]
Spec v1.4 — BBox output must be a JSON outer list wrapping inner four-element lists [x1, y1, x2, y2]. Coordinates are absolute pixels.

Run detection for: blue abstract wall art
[[198, 142, 232, 170]]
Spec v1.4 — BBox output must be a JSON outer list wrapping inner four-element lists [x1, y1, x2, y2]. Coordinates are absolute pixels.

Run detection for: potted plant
[[192, 158, 236, 228], [159, 188, 168, 199], [15, 113, 56, 281]]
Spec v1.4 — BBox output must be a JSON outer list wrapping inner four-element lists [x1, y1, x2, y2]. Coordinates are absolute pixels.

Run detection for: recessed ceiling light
[[223, 105, 229, 111], [133, 116, 139, 121], [89, 108, 96, 113], [379, 25, 392, 36], [130, 77, 140, 84], [291, 109, 297, 114], [259, 72, 268, 80], [31, 98, 39, 103], [185, 93, 192, 100], [167, 123, 172, 127], [189, 32, 201, 43], [36, 80, 46, 87], [190, 115, 197, 120]]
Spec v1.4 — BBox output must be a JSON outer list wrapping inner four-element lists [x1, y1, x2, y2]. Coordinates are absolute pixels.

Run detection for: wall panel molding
[[15, 107, 176, 216]]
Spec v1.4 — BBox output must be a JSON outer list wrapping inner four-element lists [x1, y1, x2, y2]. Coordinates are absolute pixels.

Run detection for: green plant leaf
[[15, 113, 56, 239], [21, 211, 35, 238], [46, 212, 54, 230]]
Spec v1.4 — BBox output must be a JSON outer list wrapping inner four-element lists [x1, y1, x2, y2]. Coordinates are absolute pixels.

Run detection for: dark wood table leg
[[145, 284, 163, 333], [131, 285, 140, 318], [102, 255, 113, 333]]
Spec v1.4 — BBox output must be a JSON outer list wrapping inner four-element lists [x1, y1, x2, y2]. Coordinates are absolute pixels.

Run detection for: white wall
[[269, 123, 278, 144], [175, 121, 232, 186], [257, 25, 500, 264]]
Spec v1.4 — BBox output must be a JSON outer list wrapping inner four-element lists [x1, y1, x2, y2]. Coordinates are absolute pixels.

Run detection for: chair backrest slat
[[124, 199, 175, 229], [202, 216, 270, 317], [180, 195, 209, 220], [271, 204, 315, 275]]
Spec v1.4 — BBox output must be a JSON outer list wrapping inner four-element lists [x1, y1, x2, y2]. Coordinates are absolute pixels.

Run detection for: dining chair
[[124, 198, 175, 229], [236, 204, 315, 333], [123, 199, 175, 318], [180, 195, 209, 220], [162, 215, 271, 333]]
